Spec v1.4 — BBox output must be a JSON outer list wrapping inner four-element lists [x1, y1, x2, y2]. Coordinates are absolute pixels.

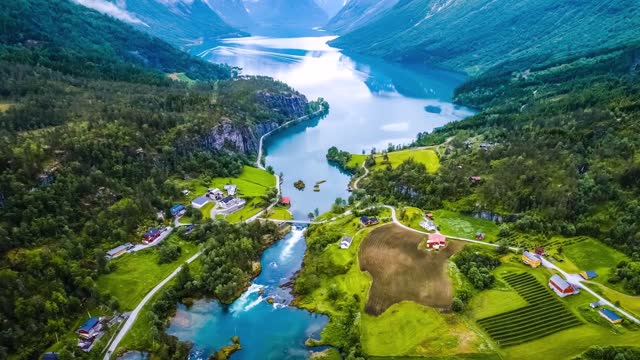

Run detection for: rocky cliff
[[175, 91, 309, 155]]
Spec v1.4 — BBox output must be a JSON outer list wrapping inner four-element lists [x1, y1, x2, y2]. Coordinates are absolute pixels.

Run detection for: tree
[[266, 165, 274, 174], [308, 212, 315, 221]]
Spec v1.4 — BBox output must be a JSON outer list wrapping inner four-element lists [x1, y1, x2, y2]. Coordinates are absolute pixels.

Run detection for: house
[[360, 216, 379, 226], [580, 270, 598, 280], [549, 274, 579, 297], [427, 233, 447, 249], [77, 317, 101, 339], [599, 308, 623, 324], [469, 176, 482, 183], [522, 251, 541, 268], [475, 232, 486, 240], [181, 189, 191, 196], [218, 196, 246, 212], [142, 228, 162, 244], [224, 184, 237, 196], [105, 245, 128, 260], [535, 247, 546, 256], [208, 188, 224, 200], [170, 204, 186, 217], [424, 213, 434, 219], [281, 197, 291, 206], [191, 195, 211, 209], [340, 236, 353, 249]]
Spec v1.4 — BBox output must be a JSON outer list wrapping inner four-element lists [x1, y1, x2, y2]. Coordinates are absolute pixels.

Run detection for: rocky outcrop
[[256, 91, 308, 119], [472, 210, 519, 223], [197, 119, 280, 154]]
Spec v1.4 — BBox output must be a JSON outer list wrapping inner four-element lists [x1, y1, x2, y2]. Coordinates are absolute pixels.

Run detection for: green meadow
[[347, 148, 440, 173]]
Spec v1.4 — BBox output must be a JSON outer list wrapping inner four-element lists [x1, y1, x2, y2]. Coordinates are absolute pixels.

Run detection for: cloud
[[73, 0, 148, 26]]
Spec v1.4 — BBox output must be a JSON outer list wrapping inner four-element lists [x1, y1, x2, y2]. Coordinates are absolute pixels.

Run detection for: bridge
[[258, 218, 323, 225]]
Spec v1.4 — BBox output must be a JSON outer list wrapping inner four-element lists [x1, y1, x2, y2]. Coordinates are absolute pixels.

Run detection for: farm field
[[360, 224, 463, 314], [297, 216, 492, 358], [476, 272, 582, 347], [347, 148, 440, 173], [432, 209, 500, 241], [96, 236, 198, 310]]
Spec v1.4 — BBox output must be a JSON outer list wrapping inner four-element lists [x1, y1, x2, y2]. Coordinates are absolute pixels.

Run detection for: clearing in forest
[[359, 224, 463, 315]]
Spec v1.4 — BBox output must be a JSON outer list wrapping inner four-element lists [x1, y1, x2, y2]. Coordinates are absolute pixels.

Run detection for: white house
[[224, 184, 237, 196], [340, 236, 353, 249]]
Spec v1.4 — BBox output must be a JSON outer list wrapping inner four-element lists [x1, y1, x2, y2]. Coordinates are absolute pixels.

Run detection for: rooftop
[[191, 195, 210, 205], [600, 308, 622, 321], [78, 317, 99, 333]]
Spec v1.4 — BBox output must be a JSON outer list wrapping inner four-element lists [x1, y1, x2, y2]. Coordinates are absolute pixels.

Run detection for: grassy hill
[[330, 0, 640, 75]]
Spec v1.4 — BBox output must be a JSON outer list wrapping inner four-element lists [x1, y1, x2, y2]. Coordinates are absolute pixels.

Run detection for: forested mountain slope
[[1, 0, 233, 82], [244, 0, 328, 30], [75, 0, 246, 48], [330, 0, 640, 75], [364, 47, 640, 259], [325, 0, 398, 34], [0, 1, 318, 357]]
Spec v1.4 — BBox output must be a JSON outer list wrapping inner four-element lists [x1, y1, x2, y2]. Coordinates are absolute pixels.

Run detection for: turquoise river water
[[166, 35, 472, 359]]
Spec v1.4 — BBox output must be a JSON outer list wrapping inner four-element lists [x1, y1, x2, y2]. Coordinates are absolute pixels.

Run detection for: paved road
[[104, 251, 201, 359], [540, 257, 640, 324]]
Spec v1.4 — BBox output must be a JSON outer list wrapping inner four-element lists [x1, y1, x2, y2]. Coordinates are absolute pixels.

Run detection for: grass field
[[266, 207, 293, 220], [476, 272, 582, 347], [96, 236, 198, 310], [559, 238, 629, 279], [432, 209, 500, 241], [360, 224, 463, 314], [0, 103, 12, 112], [347, 149, 440, 173], [168, 72, 194, 83], [361, 302, 488, 357]]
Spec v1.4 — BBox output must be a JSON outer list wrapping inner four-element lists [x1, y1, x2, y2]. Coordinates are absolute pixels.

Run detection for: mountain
[[325, 0, 398, 34], [314, 0, 346, 19], [244, 0, 328, 30], [330, 0, 640, 75], [75, 0, 247, 48], [2, 0, 232, 81], [205, 0, 254, 30]]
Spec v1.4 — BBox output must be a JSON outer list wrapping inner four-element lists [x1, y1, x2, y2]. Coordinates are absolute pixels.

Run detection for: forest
[[362, 46, 640, 262], [0, 1, 315, 357]]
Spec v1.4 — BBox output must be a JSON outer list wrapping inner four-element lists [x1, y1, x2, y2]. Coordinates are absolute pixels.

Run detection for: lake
[[167, 34, 472, 359]]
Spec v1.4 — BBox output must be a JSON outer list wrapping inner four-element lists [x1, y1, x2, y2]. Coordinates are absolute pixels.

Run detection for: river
[[166, 35, 472, 359]]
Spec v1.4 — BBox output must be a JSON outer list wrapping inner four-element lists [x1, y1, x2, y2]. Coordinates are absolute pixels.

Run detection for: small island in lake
[[294, 180, 306, 190], [313, 184, 320, 192]]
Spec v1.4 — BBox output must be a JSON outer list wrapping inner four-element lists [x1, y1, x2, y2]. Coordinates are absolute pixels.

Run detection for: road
[[104, 251, 201, 359], [540, 257, 640, 324]]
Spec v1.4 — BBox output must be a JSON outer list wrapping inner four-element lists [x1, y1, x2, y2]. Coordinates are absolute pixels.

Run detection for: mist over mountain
[[205, 0, 254, 30], [244, 0, 329, 30], [330, 0, 640, 75], [314, 0, 346, 18], [75, 0, 246, 47]]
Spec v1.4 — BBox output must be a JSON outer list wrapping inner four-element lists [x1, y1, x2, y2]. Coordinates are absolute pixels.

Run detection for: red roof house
[[549, 274, 578, 297], [427, 233, 447, 249], [281, 197, 291, 205]]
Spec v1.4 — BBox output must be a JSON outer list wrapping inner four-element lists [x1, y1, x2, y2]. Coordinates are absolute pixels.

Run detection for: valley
[[1, 1, 640, 360]]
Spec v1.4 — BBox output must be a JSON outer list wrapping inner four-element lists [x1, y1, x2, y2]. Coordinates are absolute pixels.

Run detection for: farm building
[[427, 233, 447, 249], [105, 245, 128, 260], [549, 274, 579, 297], [191, 195, 211, 209], [208, 188, 224, 200], [281, 197, 291, 206], [360, 216, 379, 226], [535, 247, 547, 256], [599, 308, 623, 324], [340, 236, 353, 249], [77, 317, 101, 339], [170, 204, 185, 217], [224, 184, 237, 196], [142, 228, 162, 244], [580, 270, 598, 280], [475, 232, 486, 240], [424, 213, 434, 219], [590, 301, 603, 308], [521, 251, 541, 268]]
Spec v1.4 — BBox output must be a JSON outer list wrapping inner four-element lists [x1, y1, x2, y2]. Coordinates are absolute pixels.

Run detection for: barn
[[599, 308, 623, 324], [549, 274, 579, 297], [521, 251, 541, 268]]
